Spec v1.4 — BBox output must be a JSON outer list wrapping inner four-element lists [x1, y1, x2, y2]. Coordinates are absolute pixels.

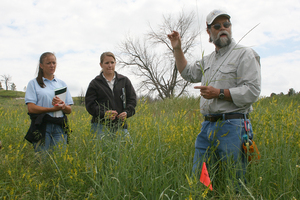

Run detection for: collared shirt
[[181, 40, 261, 115], [102, 73, 116, 91], [25, 77, 74, 117]]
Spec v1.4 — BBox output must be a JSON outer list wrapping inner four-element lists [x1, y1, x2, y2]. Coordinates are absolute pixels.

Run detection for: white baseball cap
[[206, 9, 231, 25]]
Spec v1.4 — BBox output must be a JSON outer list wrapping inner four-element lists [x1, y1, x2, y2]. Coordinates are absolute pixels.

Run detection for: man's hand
[[167, 31, 182, 50], [194, 86, 219, 99]]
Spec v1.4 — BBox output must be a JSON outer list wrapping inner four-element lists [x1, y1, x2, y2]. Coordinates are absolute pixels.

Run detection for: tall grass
[[0, 95, 299, 199]]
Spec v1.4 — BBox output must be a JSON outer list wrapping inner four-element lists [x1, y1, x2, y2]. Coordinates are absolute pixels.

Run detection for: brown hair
[[36, 52, 56, 88], [100, 52, 116, 64]]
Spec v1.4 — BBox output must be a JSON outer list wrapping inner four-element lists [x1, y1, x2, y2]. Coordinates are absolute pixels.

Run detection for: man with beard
[[167, 9, 261, 188]]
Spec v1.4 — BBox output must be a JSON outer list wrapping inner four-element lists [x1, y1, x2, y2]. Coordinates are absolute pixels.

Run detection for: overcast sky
[[1, 0, 300, 97]]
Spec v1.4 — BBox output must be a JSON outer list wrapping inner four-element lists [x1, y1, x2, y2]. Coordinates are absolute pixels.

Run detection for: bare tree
[[79, 88, 85, 105], [118, 11, 200, 100], [1, 74, 12, 91]]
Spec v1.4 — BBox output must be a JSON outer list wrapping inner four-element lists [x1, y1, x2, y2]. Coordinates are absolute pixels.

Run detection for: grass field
[[0, 94, 299, 199]]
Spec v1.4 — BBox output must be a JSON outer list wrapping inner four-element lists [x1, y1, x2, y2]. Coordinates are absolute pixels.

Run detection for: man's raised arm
[[167, 31, 187, 73]]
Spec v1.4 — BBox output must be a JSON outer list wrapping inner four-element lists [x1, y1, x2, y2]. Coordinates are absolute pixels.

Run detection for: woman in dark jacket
[[85, 52, 137, 138]]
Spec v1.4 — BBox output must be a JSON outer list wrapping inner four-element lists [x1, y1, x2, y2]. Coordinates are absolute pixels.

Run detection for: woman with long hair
[[25, 52, 73, 154]]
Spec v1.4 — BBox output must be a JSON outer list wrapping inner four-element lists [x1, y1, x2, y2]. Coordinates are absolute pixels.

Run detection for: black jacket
[[85, 72, 137, 129], [25, 113, 70, 144]]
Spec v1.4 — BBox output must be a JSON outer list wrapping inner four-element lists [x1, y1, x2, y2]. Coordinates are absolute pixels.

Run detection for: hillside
[[0, 90, 25, 98]]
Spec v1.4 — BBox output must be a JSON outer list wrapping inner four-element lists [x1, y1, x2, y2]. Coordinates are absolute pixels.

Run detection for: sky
[[1, 0, 300, 98]]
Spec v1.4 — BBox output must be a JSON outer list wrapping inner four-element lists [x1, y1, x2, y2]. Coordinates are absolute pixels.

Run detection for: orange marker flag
[[199, 162, 213, 190]]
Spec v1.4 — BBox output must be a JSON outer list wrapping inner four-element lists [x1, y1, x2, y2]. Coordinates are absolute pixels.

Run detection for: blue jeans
[[33, 123, 67, 153], [192, 118, 252, 181], [91, 123, 130, 139]]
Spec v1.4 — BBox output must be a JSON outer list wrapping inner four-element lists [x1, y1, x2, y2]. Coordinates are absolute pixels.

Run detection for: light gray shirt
[[181, 40, 261, 115]]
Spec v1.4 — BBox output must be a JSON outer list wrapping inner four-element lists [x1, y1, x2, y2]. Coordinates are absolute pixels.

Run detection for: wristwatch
[[219, 89, 225, 100]]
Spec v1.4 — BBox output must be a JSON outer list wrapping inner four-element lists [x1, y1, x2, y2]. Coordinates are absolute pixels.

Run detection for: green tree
[[11, 83, 16, 91], [288, 88, 295, 96]]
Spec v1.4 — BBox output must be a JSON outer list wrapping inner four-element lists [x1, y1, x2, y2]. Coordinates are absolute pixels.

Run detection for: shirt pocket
[[217, 62, 238, 88]]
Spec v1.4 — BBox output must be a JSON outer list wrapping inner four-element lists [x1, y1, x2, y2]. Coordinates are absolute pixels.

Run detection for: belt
[[204, 113, 249, 122]]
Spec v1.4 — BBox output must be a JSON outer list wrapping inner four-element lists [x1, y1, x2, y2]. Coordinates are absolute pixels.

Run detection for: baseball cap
[[206, 9, 231, 25]]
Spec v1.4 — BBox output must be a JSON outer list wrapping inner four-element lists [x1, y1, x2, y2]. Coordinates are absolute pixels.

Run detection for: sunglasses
[[210, 22, 231, 30]]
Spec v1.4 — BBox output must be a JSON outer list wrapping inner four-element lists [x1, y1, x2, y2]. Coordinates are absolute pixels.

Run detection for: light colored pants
[[192, 118, 252, 183]]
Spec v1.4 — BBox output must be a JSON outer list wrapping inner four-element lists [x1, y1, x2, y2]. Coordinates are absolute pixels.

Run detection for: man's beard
[[210, 30, 232, 48]]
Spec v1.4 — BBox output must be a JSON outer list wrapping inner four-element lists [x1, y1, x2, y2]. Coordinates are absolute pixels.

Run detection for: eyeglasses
[[210, 22, 231, 30]]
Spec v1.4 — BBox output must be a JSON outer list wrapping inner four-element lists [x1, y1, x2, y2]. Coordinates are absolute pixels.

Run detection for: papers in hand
[[53, 87, 67, 117]]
